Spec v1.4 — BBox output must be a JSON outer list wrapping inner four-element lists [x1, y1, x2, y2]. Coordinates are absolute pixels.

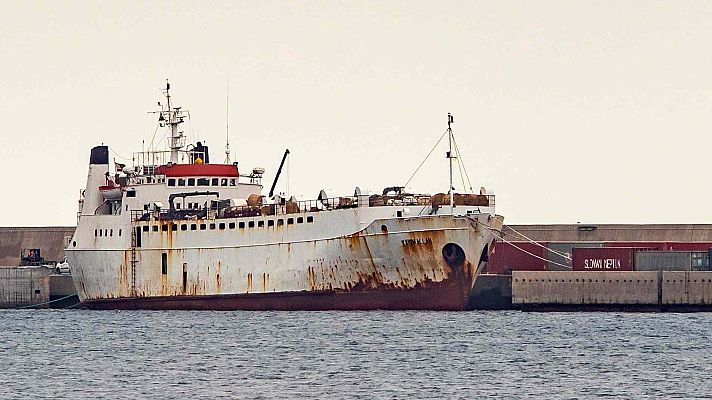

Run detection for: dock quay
[[511, 271, 712, 311], [0, 227, 78, 308]]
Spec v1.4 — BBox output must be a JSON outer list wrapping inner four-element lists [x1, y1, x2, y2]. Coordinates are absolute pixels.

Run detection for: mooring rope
[[468, 217, 572, 269], [16, 294, 78, 309]]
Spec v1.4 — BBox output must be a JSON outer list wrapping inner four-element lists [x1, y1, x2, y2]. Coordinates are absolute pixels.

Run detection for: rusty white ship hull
[[68, 210, 501, 311], [65, 84, 502, 310]]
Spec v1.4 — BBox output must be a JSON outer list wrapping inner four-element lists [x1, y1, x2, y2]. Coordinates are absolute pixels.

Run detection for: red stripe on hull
[[81, 281, 473, 311]]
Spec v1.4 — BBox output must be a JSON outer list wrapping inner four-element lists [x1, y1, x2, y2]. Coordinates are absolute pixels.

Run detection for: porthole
[[162, 225, 168, 232], [277, 219, 284, 226], [258, 221, 264, 228], [297, 217, 304, 224], [72, 241, 77, 247], [200, 224, 206, 230], [239, 222, 245, 229], [210, 223, 216, 230], [219, 223, 226, 230], [171, 224, 177, 232], [248, 221, 255, 228], [181, 224, 187, 231], [268, 220, 275, 227], [287, 218, 294, 225], [191, 224, 197, 231], [229, 222, 236, 229], [307, 216, 314, 223]]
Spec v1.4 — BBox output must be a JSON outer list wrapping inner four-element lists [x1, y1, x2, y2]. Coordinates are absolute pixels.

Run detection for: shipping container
[[665, 242, 712, 252], [487, 241, 547, 275], [605, 242, 668, 251], [546, 242, 603, 271], [572, 247, 638, 271], [635, 251, 691, 271]]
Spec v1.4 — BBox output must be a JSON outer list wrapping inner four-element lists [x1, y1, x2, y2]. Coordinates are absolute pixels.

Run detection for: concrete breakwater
[[512, 270, 712, 311], [0, 267, 77, 308]]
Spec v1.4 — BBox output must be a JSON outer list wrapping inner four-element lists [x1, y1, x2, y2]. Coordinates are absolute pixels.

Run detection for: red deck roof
[[155, 164, 239, 177]]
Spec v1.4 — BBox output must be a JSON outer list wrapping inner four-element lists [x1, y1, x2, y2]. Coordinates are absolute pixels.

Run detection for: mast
[[447, 113, 455, 214], [161, 80, 186, 164]]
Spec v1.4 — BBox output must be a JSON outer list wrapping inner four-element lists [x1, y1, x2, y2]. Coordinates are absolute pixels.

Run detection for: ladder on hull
[[130, 227, 138, 297]]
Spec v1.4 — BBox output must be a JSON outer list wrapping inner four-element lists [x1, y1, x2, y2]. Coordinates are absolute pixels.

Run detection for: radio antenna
[[224, 77, 231, 164]]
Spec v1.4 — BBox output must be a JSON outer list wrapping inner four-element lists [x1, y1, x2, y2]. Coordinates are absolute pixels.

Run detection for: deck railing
[[131, 194, 495, 222]]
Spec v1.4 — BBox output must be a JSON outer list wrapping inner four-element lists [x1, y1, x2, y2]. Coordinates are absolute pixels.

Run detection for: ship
[[65, 82, 503, 310]]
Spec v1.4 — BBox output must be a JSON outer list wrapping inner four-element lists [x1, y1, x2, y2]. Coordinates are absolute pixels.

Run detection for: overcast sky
[[1, 1, 711, 226]]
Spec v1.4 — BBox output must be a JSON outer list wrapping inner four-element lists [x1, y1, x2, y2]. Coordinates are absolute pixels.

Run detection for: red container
[[605, 242, 668, 251], [487, 242, 547, 274], [572, 247, 637, 271], [666, 242, 712, 251]]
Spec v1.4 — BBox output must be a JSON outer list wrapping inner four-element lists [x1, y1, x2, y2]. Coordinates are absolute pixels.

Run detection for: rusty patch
[[247, 272, 253, 293]]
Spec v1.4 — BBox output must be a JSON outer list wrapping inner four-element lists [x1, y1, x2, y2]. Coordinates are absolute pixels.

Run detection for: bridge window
[[268, 220, 275, 227], [197, 178, 209, 186], [152, 226, 158, 232], [171, 224, 177, 232], [287, 218, 294, 225], [168, 179, 176, 187], [181, 224, 187, 231], [190, 224, 197, 231], [200, 224, 206, 230], [229, 222, 236, 229], [248, 221, 255, 228], [187, 178, 195, 186], [219, 223, 226, 230], [177, 179, 186, 186], [239, 222, 245, 229], [229, 179, 237, 186], [297, 217, 303, 224], [126, 190, 136, 198], [212, 178, 219, 186], [277, 219, 284, 227], [162, 224, 168, 232], [209, 223, 216, 230], [307, 216, 314, 223], [258, 220, 264, 228], [221, 178, 228, 186], [142, 226, 149, 232]]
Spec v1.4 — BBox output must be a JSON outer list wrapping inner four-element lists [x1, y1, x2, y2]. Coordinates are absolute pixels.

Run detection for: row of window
[[94, 215, 315, 238], [167, 178, 237, 187], [95, 228, 122, 237], [141, 215, 315, 233]]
